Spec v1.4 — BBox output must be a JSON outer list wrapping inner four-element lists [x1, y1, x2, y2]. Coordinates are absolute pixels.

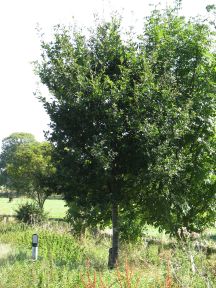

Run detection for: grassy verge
[[0, 222, 216, 287], [0, 198, 68, 219]]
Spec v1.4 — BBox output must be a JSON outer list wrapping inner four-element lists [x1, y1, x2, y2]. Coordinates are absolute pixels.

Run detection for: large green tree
[[137, 8, 216, 235], [36, 6, 215, 267]]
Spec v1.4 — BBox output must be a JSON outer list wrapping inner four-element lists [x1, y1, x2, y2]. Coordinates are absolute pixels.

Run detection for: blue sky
[[0, 0, 214, 146]]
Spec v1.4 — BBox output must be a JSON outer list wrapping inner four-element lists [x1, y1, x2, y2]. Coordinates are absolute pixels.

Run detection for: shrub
[[15, 202, 48, 224]]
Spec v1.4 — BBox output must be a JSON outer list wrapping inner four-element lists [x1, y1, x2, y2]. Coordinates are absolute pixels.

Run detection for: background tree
[[36, 6, 215, 267], [6, 141, 56, 209], [0, 132, 36, 198]]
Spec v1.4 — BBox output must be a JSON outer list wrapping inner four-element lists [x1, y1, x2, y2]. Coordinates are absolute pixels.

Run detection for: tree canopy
[[135, 8, 216, 235], [0, 133, 56, 208], [6, 141, 56, 208], [36, 6, 216, 266], [0, 132, 37, 192]]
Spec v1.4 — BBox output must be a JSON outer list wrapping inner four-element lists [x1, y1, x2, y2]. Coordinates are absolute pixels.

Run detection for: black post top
[[32, 234, 38, 247]]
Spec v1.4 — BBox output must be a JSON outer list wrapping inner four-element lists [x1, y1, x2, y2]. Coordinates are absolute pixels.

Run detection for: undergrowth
[[0, 222, 216, 287]]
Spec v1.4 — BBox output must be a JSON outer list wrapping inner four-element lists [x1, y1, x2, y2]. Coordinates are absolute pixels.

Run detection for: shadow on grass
[[0, 251, 74, 270], [0, 250, 29, 267], [208, 234, 216, 242]]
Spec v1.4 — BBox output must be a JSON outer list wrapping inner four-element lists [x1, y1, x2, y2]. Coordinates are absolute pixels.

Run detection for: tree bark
[[108, 201, 119, 269], [36, 190, 46, 210]]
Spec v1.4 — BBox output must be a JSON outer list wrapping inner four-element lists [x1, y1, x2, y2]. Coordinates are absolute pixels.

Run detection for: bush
[[15, 202, 48, 224]]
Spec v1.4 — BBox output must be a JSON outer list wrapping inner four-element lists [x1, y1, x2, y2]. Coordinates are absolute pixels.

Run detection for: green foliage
[[9, 141, 56, 208], [36, 6, 216, 240], [15, 202, 48, 224], [0, 136, 56, 209], [0, 133, 36, 193], [65, 201, 144, 242], [36, 16, 153, 216], [65, 201, 110, 237], [119, 206, 146, 243], [138, 8, 216, 235]]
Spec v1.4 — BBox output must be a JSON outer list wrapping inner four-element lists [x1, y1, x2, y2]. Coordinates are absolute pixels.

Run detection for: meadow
[[1, 197, 216, 287], [0, 197, 68, 219], [0, 220, 216, 287]]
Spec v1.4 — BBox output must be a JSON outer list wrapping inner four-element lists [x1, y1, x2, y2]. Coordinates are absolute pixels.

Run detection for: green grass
[[44, 199, 68, 218], [0, 198, 68, 219], [0, 222, 216, 287]]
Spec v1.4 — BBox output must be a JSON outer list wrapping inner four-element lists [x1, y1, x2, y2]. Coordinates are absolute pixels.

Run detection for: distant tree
[[36, 6, 215, 267], [0, 132, 36, 196], [6, 141, 56, 209]]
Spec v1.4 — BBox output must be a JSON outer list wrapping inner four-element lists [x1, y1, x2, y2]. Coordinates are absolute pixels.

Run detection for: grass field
[[0, 222, 216, 287], [0, 198, 68, 219], [1, 197, 216, 287]]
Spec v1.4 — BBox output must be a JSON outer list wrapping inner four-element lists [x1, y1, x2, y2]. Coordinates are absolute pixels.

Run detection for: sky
[[0, 0, 214, 146]]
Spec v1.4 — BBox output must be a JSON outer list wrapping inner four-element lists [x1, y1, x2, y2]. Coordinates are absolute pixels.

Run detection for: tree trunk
[[36, 190, 46, 210], [108, 202, 119, 269]]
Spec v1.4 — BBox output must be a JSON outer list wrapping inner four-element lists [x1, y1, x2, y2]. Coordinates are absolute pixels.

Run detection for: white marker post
[[32, 234, 38, 261]]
